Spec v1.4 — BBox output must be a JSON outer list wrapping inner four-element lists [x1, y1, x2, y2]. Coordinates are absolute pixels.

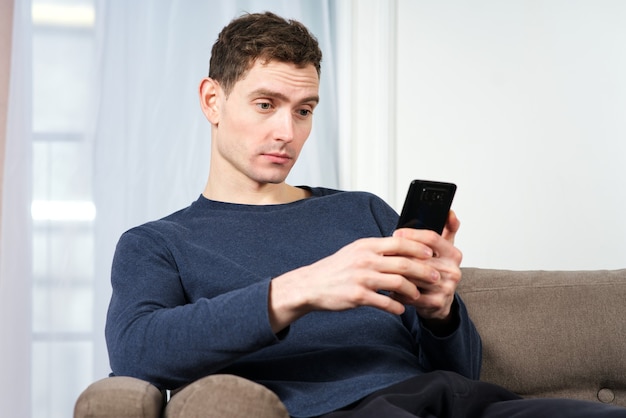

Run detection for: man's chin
[[253, 173, 290, 185], [254, 167, 293, 185]]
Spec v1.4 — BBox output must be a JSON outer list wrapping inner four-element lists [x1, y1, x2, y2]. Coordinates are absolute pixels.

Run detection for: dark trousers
[[319, 371, 626, 418]]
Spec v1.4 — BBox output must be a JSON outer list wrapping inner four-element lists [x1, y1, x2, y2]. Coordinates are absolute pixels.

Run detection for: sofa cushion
[[458, 268, 626, 407], [74, 376, 164, 418], [164, 374, 289, 418]]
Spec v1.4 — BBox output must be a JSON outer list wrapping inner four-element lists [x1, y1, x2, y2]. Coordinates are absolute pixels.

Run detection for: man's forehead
[[235, 60, 320, 97], [246, 59, 318, 79]]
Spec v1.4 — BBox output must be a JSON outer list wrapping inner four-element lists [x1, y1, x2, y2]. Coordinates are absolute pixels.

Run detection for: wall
[[341, 0, 626, 270]]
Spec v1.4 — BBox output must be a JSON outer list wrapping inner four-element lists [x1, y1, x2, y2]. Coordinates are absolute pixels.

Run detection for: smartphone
[[396, 180, 457, 234]]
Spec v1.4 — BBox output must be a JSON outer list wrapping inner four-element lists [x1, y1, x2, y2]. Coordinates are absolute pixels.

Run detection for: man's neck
[[202, 177, 310, 205]]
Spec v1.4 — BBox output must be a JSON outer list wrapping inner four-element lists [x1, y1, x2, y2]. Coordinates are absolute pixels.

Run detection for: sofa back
[[458, 268, 626, 407]]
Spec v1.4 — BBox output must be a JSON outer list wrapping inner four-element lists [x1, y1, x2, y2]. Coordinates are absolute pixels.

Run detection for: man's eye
[[298, 109, 312, 117], [257, 102, 272, 110]]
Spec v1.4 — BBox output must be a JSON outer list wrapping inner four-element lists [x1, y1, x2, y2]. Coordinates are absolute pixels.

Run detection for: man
[[105, 12, 626, 417]]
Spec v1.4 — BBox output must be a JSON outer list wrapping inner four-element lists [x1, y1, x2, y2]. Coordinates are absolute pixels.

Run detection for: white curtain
[[1, 1, 338, 417], [1, 0, 32, 416]]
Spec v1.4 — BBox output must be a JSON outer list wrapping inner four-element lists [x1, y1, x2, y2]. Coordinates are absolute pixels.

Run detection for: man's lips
[[262, 152, 292, 164]]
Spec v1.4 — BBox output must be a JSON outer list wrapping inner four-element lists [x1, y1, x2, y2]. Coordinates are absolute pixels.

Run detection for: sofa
[[75, 268, 626, 417]]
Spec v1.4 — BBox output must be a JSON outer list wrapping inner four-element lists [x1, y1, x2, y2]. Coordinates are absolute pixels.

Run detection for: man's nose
[[274, 111, 295, 142]]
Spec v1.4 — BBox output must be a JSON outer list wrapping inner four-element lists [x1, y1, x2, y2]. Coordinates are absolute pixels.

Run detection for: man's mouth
[[262, 152, 292, 164]]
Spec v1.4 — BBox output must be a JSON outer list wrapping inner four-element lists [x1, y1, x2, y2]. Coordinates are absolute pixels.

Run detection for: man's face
[[210, 60, 320, 187]]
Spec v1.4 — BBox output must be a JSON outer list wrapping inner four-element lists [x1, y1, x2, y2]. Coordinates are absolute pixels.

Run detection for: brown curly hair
[[208, 11, 322, 95]]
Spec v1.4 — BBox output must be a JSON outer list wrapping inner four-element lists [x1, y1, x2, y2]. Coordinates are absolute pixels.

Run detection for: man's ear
[[199, 77, 221, 125]]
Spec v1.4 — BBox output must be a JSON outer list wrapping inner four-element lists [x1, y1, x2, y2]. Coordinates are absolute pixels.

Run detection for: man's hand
[[392, 211, 463, 333], [268, 211, 462, 333]]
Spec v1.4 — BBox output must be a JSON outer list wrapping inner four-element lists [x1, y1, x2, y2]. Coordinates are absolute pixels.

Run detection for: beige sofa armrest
[[74, 376, 164, 418], [164, 374, 289, 418], [458, 268, 626, 407]]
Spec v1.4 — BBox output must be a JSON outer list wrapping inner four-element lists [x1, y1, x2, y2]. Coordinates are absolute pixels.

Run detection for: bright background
[[2, 1, 625, 416], [341, 0, 626, 271]]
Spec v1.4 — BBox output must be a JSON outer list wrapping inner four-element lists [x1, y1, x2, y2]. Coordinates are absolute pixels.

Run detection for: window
[[31, 0, 97, 416]]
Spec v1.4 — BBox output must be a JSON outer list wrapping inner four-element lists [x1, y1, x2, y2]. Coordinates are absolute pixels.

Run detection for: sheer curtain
[[1, 0, 32, 416], [1, 1, 338, 417]]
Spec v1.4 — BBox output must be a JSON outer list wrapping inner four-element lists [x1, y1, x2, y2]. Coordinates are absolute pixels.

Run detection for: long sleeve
[[105, 227, 282, 389], [412, 295, 482, 380]]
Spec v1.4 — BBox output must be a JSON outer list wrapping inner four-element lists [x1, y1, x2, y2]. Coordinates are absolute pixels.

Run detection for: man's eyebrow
[[250, 88, 319, 105]]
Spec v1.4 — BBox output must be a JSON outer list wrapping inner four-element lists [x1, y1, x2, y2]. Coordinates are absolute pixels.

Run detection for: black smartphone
[[396, 180, 457, 234]]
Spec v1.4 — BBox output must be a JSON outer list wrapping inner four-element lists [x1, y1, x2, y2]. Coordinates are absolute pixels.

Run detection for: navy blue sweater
[[105, 187, 481, 417]]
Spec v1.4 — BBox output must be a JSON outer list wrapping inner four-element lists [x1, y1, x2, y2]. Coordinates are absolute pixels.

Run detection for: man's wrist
[[419, 298, 460, 337], [268, 271, 311, 334]]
